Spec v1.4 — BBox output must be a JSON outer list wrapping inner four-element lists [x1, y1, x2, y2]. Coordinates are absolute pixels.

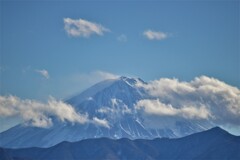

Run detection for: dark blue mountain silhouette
[[2, 127, 240, 160]]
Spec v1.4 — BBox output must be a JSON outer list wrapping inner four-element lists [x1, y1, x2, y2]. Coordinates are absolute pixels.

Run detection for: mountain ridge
[[2, 127, 240, 160]]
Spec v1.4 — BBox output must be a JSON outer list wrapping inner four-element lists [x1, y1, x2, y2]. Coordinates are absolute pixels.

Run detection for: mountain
[[0, 148, 14, 160], [3, 127, 240, 160], [0, 76, 212, 148]]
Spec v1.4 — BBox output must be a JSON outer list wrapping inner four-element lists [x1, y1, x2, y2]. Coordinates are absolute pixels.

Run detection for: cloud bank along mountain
[[0, 96, 108, 128], [135, 76, 240, 129], [0, 75, 239, 148], [1, 76, 238, 129]]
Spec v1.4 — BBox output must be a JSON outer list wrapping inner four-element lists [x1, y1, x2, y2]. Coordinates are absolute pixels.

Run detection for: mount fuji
[[0, 76, 214, 148]]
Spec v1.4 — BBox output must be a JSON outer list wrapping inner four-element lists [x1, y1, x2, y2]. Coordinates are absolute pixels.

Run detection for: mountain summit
[[0, 76, 213, 148]]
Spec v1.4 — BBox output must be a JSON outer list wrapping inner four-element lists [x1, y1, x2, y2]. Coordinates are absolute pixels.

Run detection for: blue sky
[[0, 1, 239, 132], [1, 0, 239, 100]]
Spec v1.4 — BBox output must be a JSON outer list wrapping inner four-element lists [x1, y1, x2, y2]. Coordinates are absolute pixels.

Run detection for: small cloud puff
[[64, 18, 110, 38], [35, 69, 50, 79], [143, 30, 168, 40], [92, 117, 110, 128]]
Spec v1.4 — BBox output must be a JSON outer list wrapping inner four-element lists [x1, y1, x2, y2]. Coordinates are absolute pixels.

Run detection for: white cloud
[[98, 99, 131, 115], [136, 76, 240, 127], [143, 30, 168, 40], [117, 34, 127, 42], [94, 71, 119, 80], [35, 69, 50, 79], [136, 99, 211, 119], [54, 71, 120, 100], [0, 95, 90, 128], [0, 95, 114, 129], [64, 18, 110, 37], [96, 99, 131, 124], [92, 117, 110, 128], [72, 70, 120, 86]]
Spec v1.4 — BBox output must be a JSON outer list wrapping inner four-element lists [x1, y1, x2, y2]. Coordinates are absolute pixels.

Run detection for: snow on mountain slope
[[66, 78, 117, 106], [0, 76, 213, 148]]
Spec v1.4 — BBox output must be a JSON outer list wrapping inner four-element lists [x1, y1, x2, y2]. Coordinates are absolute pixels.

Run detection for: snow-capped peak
[[118, 76, 145, 87], [0, 76, 212, 148]]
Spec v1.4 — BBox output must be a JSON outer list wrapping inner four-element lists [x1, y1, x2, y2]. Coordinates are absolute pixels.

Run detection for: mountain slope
[[0, 148, 14, 160], [0, 76, 212, 148], [4, 127, 240, 160]]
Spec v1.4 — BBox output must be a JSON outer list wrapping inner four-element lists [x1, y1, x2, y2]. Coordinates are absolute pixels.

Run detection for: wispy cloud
[[136, 76, 240, 128], [143, 30, 168, 40], [92, 117, 110, 128], [64, 18, 110, 37], [117, 34, 127, 42], [52, 71, 120, 100], [72, 70, 120, 85], [35, 69, 50, 79], [97, 98, 132, 116], [94, 70, 119, 80]]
